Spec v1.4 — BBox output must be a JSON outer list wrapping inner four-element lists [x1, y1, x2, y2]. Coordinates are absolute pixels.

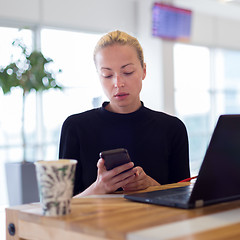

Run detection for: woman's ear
[[142, 63, 147, 80]]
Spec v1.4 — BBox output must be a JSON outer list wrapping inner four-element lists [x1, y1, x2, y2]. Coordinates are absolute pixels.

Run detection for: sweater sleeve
[[168, 118, 190, 183], [59, 116, 83, 195]]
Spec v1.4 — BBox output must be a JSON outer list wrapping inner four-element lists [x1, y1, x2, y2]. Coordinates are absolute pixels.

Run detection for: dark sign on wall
[[152, 2, 192, 41]]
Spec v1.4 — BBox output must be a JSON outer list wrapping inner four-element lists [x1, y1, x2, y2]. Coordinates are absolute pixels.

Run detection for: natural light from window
[[174, 43, 240, 176]]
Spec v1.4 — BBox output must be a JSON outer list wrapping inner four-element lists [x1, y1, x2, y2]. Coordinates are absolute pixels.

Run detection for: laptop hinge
[[195, 200, 204, 208]]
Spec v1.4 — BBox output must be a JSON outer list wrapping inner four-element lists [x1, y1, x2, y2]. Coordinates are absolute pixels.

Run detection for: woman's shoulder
[[143, 106, 186, 128], [144, 106, 180, 120], [62, 108, 100, 127]]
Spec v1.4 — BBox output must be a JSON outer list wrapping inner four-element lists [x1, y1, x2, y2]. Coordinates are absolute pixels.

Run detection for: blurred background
[[1, 0, 240, 238]]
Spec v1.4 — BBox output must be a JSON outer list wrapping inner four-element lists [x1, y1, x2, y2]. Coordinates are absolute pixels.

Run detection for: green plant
[[0, 39, 62, 162]]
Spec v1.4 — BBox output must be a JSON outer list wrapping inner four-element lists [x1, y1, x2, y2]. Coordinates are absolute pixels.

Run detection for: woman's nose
[[114, 75, 125, 88]]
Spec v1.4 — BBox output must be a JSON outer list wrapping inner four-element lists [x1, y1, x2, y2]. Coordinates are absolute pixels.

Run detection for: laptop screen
[[190, 115, 240, 203]]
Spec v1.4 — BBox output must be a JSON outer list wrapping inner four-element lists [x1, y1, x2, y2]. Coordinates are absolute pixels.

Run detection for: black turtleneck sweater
[[59, 102, 190, 195]]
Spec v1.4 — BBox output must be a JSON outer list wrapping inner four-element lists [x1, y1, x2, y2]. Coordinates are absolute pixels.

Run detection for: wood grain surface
[[6, 182, 240, 240]]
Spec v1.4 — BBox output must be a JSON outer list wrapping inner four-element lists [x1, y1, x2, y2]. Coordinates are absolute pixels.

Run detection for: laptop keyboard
[[156, 192, 191, 201], [154, 185, 193, 202]]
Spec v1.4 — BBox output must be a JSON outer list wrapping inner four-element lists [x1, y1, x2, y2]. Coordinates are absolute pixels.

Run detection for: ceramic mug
[[34, 159, 77, 216]]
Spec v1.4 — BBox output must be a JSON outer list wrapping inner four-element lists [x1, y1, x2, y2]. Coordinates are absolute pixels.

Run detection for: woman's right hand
[[95, 158, 137, 193], [74, 158, 137, 197]]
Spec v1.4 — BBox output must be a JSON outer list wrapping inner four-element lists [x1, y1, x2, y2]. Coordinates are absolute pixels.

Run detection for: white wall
[[136, 0, 164, 111], [0, 0, 136, 33], [175, 0, 240, 50], [41, 0, 136, 33], [0, 0, 40, 24], [190, 12, 240, 50]]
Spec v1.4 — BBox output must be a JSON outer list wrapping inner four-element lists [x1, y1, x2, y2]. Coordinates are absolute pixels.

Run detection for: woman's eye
[[124, 71, 134, 75], [103, 75, 113, 79]]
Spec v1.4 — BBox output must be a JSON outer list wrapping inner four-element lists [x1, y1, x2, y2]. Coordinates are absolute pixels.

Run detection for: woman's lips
[[114, 92, 129, 99]]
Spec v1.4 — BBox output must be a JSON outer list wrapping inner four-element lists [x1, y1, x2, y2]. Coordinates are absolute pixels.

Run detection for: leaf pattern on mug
[[35, 162, 76, 216]]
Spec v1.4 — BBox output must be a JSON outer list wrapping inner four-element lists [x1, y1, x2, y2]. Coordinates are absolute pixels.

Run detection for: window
[[213, 49, 240, 115], [0, 27, 33, 206], [174, 43, 240, 176], [0, 27, 103, 208], [40, 29, 103, 160]]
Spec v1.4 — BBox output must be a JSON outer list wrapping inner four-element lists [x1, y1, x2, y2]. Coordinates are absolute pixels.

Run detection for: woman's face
[[95, 44, 146, 114]]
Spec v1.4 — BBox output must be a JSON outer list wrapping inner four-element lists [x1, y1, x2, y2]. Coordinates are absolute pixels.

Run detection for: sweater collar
[[100, 101, 145, 120]]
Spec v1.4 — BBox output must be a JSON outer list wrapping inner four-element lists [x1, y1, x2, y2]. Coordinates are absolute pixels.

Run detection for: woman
[[59, 30, 190, 197]]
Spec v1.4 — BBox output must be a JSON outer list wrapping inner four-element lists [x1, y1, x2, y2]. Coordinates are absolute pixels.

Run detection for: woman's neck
[[105, 101, 142, 114]]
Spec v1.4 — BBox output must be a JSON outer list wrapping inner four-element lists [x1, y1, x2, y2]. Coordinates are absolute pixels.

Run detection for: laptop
[[124, 115, 240, 209]]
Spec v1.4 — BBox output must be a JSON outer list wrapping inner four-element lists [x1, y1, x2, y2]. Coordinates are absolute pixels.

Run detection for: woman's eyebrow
[[121, 63, 134, 69], [100, 67, 112, 71], [100, 63, 134, 71]]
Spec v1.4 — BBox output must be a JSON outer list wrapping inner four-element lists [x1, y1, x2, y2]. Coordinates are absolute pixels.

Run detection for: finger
[[122, 171, 148, 190], [110, 162, 134, 176], [134, 166, 143, 177], [102, 167, 136, 192], [112, 174, 136, 190], [123, 179, 147, 191], [113, 168, 137, 184], [97, 158, 106, 174]]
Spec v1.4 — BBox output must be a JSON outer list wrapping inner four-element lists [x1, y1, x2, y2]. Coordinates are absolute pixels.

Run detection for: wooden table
[[6, 182, 240, 240]]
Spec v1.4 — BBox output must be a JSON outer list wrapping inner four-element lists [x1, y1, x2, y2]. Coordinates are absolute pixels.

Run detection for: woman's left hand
[[122, 166, 160, 191]]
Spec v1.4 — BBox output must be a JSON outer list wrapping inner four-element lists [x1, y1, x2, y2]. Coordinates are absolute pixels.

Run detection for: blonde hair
[[93, 30, 144, 68]]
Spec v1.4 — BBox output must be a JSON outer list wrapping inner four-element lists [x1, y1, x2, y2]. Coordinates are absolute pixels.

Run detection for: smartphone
[[99, 148, 132, 171]]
